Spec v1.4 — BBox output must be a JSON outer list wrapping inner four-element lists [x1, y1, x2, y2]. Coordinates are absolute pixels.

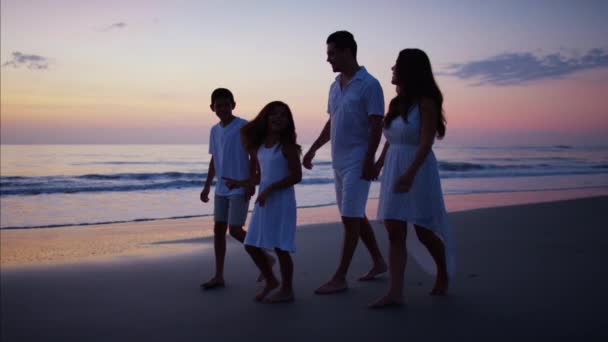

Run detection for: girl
[[371, 49, 455, 308], [225, 101, 302, 303]]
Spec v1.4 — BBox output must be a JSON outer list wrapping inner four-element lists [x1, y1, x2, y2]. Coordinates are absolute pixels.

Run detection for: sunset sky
[[1, 0, 607, 145]]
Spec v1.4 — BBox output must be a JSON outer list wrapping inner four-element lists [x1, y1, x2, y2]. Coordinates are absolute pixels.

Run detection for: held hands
[[394, 172, 414, 193], [372, 160, 383, 180], [255, 189, 269, 207], [222, 177, 256, 200], [200, 185, 210, 203], [303, 150, 315, 170], [361, 155, 376, 181]]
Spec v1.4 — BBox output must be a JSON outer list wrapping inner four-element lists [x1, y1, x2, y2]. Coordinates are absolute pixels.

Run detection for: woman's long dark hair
[[241, 101, 301, 155], [385, 48, 446, 139]]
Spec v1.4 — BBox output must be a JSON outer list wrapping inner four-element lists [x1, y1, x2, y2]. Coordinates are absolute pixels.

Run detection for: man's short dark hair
[[326, 31, 357, 59], [211, 88, 235, 106]]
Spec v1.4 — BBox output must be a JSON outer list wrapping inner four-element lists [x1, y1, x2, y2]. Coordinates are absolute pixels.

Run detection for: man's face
[[326, 42, 348, 73], [211, 97, 234, 121]]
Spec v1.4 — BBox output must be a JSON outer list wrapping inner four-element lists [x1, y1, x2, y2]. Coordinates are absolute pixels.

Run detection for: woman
[[371, 49, 455, 308]]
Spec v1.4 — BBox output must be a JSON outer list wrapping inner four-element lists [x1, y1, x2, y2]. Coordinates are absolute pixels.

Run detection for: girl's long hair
[[385, 48, 446, 139], [241, 101, 301, 155]]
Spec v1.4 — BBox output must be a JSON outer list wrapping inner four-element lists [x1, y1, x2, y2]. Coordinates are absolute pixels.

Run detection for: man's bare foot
[[263, 289, 294, 304], [255, 278, 279, 302], [368, 295, 404, 309], [257, 254, 276, 282], [314, 279, 348, 295], [358, 262, 388, 281], [430, 274, 448, 296], [200, 277, 225, 290]]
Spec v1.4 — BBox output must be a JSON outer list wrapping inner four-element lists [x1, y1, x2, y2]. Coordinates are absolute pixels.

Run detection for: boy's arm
[[200, 157, 215, 203], [362, 115, 383, 180], [303, 119, 330, 169]]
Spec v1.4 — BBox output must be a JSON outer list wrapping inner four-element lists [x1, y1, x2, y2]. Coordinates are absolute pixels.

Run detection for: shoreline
[[2, 187, 608, 267]]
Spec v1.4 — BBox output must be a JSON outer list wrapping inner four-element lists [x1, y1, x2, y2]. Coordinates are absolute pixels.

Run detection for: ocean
[[1, 144, 607, 229]]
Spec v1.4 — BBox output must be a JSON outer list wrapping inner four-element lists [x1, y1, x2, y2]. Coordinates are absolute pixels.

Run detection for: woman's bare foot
[[314, 279, 348, 295], [358, 262, 388, 281], [430, 274, 448, 296], [255, 278, 279, 302], [263, 289, 294, 303], [200, 277, 225, 290], [368, 294, 404, 309], [257, 254, 276, 282]]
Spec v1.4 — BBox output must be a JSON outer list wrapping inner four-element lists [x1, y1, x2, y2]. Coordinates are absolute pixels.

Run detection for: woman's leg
[[414, 225, 448, 295], [369, 219, 407, 308]]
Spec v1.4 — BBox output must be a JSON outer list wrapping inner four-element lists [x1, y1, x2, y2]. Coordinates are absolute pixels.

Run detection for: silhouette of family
[[200, 31, 454, 308]]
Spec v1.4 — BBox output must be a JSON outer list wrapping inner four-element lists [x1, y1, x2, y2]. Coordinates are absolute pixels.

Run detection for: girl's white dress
[[245, 144, 296, 253], [377, 105, 455, 276]]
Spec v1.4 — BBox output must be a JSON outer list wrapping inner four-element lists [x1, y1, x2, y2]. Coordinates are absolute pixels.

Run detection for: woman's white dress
[[377, 105, 455, 276], [245, 144, 296, 253]]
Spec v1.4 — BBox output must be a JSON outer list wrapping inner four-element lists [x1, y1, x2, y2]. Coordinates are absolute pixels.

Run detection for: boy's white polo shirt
[[209, 116, 249, 196], [327, 66, 385, 170]]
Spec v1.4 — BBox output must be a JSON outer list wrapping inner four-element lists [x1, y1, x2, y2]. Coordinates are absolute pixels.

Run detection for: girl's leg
[[264, 249, 295, 303], [369, 219, 407, 308], [244, 245, 279, 301], [414, 225, 448, 295]]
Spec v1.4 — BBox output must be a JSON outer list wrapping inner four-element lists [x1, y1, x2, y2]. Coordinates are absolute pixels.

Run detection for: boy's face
[[210, 97, 235, 121]]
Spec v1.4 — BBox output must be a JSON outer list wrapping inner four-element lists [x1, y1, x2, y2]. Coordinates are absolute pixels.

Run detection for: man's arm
[[303, 119, 331, 170], [361, 115, 383, 180]]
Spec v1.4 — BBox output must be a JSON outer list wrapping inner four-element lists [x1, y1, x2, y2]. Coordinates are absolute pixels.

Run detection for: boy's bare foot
[[358, 262, 388, 281], [200, 277, 225, 290], [255, 279, 279, 302], [368, 295, 404, 309], [256, 254, 276, 282], [263, 289, 294, 304], [314, 279, 348, 295], [430, 275, 448, 296]]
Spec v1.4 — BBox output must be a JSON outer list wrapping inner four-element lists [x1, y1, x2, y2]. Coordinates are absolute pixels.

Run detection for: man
[[304, 31, 387, 294]]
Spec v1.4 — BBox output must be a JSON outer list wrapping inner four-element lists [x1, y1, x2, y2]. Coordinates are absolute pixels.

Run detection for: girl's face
[[391, 64, 398, 85], [267, 106, 290, 133]]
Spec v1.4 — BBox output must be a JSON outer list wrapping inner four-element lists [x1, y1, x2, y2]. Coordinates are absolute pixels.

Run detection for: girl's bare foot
[[264, 289, 294, 303], [255, 278, 279, 302], [256, 254, 276, 282], [368, 295, 404, 309]]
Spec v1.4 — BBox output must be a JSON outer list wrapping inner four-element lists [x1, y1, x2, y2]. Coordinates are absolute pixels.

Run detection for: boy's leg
[[226, 194, 275, 281], [265, 249, 295, 303], [227, 194, 248, 242], [202, 195, 229, 289]]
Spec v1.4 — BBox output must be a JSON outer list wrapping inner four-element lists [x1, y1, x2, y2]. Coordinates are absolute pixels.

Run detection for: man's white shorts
[[333, 166, 370, 218]]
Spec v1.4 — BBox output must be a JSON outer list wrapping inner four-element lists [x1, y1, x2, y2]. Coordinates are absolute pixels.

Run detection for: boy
[[200, 88, 255, 289]]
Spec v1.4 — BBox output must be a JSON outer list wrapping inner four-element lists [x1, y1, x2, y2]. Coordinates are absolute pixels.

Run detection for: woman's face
[[268, 106, 290, 133], [391, 63, 398, 85]]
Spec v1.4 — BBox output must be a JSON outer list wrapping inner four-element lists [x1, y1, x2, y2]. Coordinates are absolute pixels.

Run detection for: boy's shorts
[[214, 194, 249, 226], [334, 166, 371, 218]]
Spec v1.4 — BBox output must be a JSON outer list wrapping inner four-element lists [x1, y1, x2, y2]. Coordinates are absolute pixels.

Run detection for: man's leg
[[358, 216, 388, 281]]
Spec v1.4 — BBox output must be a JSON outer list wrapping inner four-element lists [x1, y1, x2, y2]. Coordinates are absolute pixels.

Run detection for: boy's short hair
[[326, 31, 357, 59], [211, 88, 235, 106]]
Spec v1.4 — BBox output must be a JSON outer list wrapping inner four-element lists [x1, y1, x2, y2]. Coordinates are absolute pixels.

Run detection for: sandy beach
[[2, 190, 608, 341]]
